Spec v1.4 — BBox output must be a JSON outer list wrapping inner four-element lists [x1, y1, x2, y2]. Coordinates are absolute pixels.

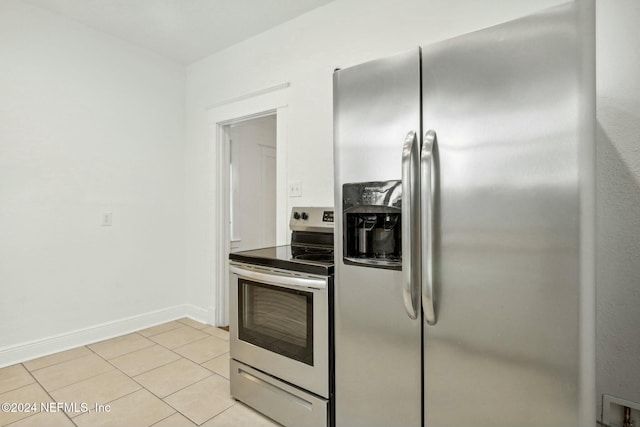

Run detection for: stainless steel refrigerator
[[333, 3, 594, 427]]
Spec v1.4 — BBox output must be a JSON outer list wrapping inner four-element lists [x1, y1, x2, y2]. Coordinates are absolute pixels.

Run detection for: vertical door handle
[[401, 131, 421, 319], [421, 130, 438, 325]]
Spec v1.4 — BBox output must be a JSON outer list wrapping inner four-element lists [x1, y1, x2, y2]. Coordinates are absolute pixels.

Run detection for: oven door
[[229, 262, 329, 398]]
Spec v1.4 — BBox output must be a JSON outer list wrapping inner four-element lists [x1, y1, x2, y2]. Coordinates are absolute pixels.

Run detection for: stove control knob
[[293, 212, 300, 220], [301, 212, 309, 220]]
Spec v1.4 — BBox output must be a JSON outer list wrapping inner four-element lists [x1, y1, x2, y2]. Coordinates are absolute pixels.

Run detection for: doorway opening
[[218, 113, 278, 328], [208, 83, 289, 328], [227, 114, 277, 253]]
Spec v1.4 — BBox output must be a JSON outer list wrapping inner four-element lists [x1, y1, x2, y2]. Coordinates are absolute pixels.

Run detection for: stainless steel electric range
[[228, 207, 334, 427]]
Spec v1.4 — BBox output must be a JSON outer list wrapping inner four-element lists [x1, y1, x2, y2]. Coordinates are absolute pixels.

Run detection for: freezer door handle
[[421, 130, 437, 325], [401, 130, 420, 319]]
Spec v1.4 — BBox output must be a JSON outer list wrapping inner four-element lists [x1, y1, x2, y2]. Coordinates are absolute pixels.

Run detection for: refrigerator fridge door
[[334, 49, 422, 427], [421, 3, 586, 426]]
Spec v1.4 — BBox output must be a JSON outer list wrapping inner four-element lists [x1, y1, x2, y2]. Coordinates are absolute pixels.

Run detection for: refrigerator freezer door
[[334, 49, 422, 427], [421, 3, 584, 427], [401, 130, 421, 320]]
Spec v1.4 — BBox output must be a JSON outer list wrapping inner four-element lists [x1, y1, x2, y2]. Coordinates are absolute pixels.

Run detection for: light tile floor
[[0, 318, 281, 427]]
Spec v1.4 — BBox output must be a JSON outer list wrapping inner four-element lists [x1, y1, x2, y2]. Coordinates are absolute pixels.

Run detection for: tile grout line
[[66, 325, 211, 425], [108, 329, 219, 377], [18, 362, 79, 427], [0, 368, 36, 397], [147, 330, 214, 351], [0, 366, 40, 426], [40, 348, 122, 392], [137, 321, 186, 338], [161, 372, 223, 401], [160, 372, 234, 427], [27, 353, 115, 393], [21, 346, 123, 394], [13, 319, 214, 374], [165, 330, 230, 374], [134, 366, 214, 403], [4, 321, 229, 427], [22, 347, 93, 375], [176, 319, 210, 330], [96, 332, 218, 425], [201, 402, 240, 426], [139, 328, 232, 426], [42, 349, 123, 421], [147, 411, 180, 427], [21, 341, 149, 420], [110, 353, 182, 378], [70, 388, 154, 424], [26, 329, 155, 373], [199, 353, 230, 372], [146, 328, 232, 424], [58, 341, 178, 425], [88, 332, 156, 360]]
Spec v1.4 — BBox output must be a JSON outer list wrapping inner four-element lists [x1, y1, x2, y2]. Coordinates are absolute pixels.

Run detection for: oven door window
[[238, 279, 313, 366]]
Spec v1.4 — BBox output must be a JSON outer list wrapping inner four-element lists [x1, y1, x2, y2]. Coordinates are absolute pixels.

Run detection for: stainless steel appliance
[[333, 3, 594, 427], [229, 207, 334, 427]]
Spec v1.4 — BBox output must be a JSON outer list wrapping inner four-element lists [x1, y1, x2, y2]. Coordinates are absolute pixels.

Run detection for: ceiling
[[21, 0, 335, 64]]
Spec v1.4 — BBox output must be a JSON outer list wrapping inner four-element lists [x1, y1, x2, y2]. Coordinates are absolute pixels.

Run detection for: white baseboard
[[0, 304, 209, 368], [184, 304, 210, 325], [184, 305, 220, 327]]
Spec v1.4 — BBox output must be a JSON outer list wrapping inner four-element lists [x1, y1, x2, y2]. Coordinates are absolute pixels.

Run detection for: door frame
[[206, 84, 290, 326]]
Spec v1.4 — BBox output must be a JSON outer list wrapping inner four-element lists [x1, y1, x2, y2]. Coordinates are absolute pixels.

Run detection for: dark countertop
[[229, 245, 334, 276]]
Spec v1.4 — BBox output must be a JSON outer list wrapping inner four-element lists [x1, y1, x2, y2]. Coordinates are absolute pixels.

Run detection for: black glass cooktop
[[229, 245, 334, 276]]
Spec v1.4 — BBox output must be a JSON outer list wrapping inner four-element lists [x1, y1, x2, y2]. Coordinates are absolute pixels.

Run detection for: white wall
[[596, 0, 640, 420], [0, 1, 186, 365], [184, 0, 567, 325]]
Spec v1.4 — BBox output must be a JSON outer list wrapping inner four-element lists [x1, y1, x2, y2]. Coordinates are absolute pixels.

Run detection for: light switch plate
[[288, 181, 302, 197]]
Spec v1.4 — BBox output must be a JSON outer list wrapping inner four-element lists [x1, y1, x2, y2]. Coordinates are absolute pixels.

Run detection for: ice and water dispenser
[[343, 180, 402, 270]]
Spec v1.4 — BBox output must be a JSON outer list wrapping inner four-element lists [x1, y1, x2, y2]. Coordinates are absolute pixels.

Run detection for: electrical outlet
[[101, 212, 113, 227], [603, 395, 640, 427], [288, 180, 302, 197]]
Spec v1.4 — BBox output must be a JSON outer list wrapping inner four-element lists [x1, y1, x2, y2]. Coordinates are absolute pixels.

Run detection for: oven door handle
[[229, 265, 327, 290]]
